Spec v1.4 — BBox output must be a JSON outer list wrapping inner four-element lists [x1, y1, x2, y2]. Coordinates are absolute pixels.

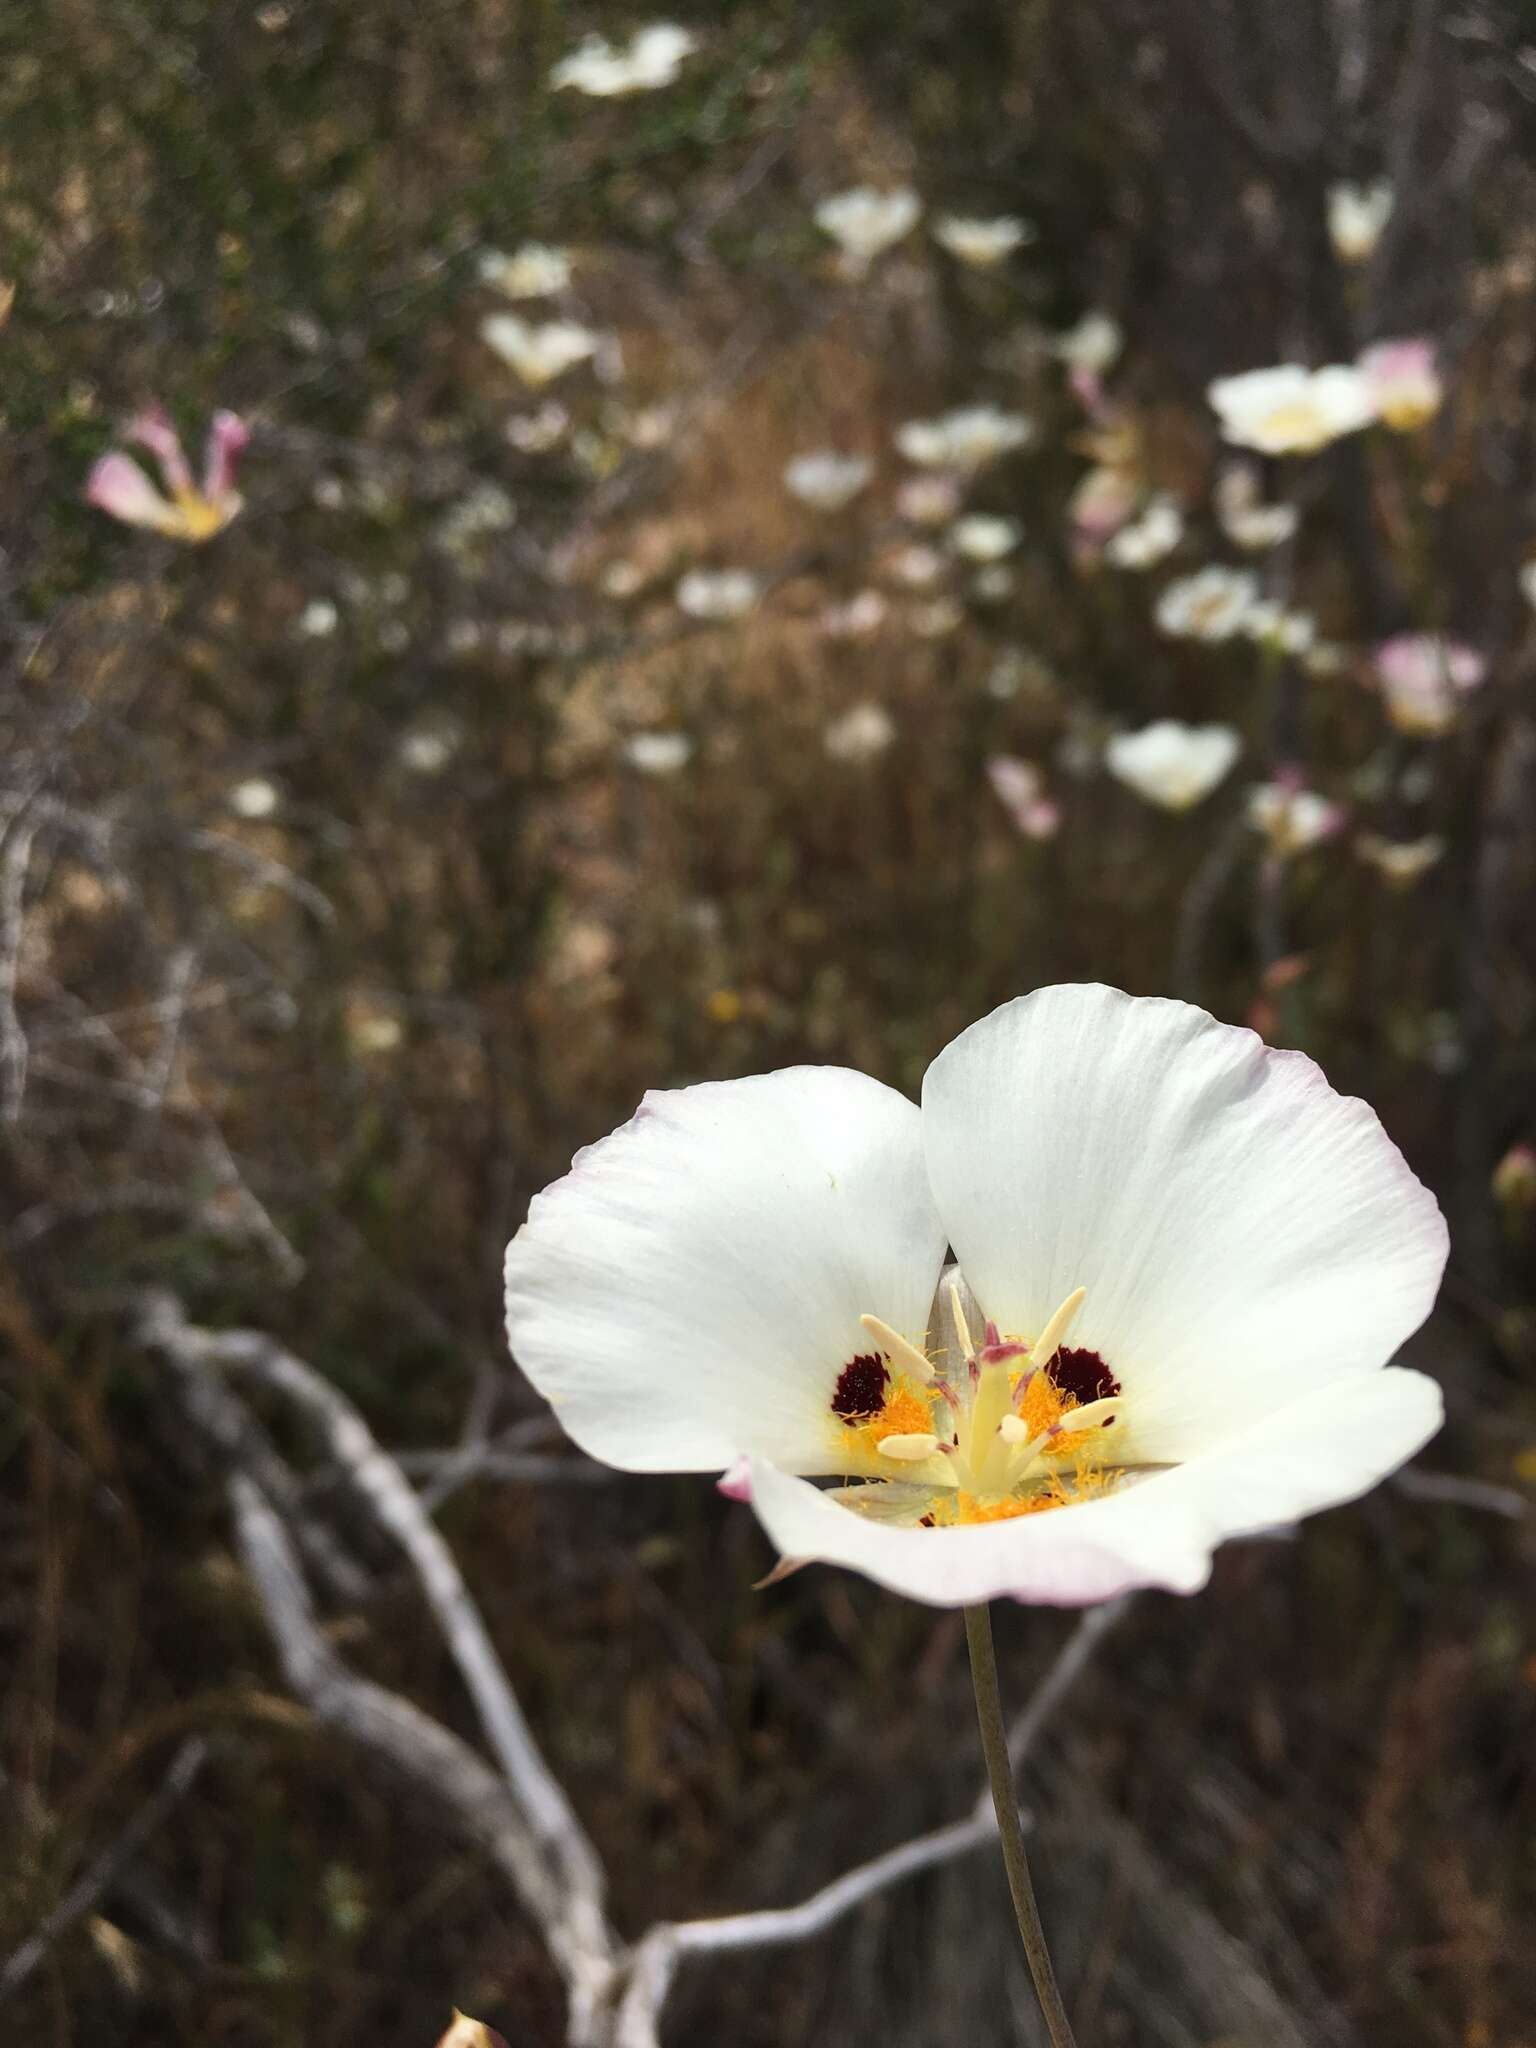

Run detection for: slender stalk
[[964, 1602, 1079, 2048]]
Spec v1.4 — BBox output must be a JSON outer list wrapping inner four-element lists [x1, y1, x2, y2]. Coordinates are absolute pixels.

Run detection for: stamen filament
[[947, 1274, 977, 1365]]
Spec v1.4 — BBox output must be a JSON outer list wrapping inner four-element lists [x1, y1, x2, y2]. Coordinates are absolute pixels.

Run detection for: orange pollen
[[956, 1491, 1054, 1524], [866, 1384, 934, 1444]]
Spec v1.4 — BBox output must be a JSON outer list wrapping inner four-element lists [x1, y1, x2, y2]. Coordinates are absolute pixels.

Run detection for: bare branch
[[611, 1598, 1131, 2048], [139, 1294, 610, 1968], [0, 1737, 209, 2002], [227, 1475, 618, 2036]]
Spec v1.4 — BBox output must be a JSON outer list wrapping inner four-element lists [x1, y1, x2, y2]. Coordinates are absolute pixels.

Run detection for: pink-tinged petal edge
[[743, 1363, 1443, 1609], [203, 410, 251, 502], [85, 453, 179, 534], [125, 404, 195, 492]]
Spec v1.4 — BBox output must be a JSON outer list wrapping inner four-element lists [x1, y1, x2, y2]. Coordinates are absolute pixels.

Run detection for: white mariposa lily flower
[[676, 568, 760, 620], [1356, 832, 1446, 887], [783, 450, 873, 511], [1372, 634, 1485, 737], [504, 985, 1446, 1607], [1248, 779, 1344, 855], [1105, 495, 1183, 569], [1357, 339, 1443, 433], [823, 700, 897, 761], [1328, 179, 1394, 264], [551, 23, 696, 96], [1208, 364, 1376, 456], [1215, 467, 1299, 552], [478, 243, 573, 299], [1053, 311, 1123, 377], [87, 405, 250, 543], [1105, 720, 1241, 810], [932, 214, 1034, 267], [949, 513, 1021, 562], [482, 315, 602, 386], [814, 187, 921, 275], [1154, 565, 1260, 641], [895, 405, 1034, 473]]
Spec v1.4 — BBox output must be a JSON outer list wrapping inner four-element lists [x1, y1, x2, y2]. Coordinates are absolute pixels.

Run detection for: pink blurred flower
[[1358, 339, 1443, 433], [986, 755, 1061, 840], [1372, 634, 1485, 737], [86, 405, 249, 542], [1068, 464, 1139, 558]]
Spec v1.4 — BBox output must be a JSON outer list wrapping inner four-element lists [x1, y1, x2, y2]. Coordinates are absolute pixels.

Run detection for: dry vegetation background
[[3, 2, 1536, 2044]]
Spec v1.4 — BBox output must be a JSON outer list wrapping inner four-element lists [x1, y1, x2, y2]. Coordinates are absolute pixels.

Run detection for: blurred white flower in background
[[1328, 178, 1394, 264], [676, 568, 760, 620], [297, 598, 338, 637], [228, 777, 280, 819], [1521, 559, 1536, 611], [971, 565, 1015, 603], [1155, 564, 1260, 641], [478, 244, 572, 299], [1106, 721, 1241, 810], [814, 187, 921, 275], [1208, 363, 1375, 455], [551, 23, 696, 95], [1241, 601, 1317, 656], [1357, 339, 1443, 433], [1247, 780, 1344, 856], [1215, 467, 1299, 552], [399, 724, 461, 775], [1373, 634, 1485, 736], [1105, 495, 1183, 569], [1357, 833, 1446, 887], [910, 598, 962, 638], [625, 731, 694, 775], [887, 542, 948, 587], [820, 590, 888, 639], [895, 405, 1033, 472], [950, 513, 1021, 562], [482, 315, 602, 385], [1053, 311, 1123, 377], [783, 450, 873, 511], [896, 474, 963, 526], [823, 701, 897, 760], [932, 214, 1033, 267], [986, 755, 1060, 839], [505, 402, 570, 454], [1069, 464, 1140, 552]]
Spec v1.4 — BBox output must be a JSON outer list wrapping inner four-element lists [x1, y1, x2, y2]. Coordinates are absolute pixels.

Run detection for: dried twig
[[0, 1737, 209, 2002]]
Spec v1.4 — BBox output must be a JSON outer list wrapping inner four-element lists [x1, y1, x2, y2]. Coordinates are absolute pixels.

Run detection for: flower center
[[829, 1282, 1123, 1526]]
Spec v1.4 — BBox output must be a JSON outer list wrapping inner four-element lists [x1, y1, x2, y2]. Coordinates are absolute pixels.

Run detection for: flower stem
[[964, 1602, 1079, 2048]]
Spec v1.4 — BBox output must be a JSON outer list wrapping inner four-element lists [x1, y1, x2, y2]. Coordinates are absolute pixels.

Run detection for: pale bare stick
[[228, 1475, 617, 2040], [142, 1294, 610, 1972], [610, 1598, 1130, 2048]]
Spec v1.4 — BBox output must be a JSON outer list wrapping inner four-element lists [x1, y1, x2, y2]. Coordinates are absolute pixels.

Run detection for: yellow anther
[[1030, 1286, 1086, 1372], [859, 1313, 935, 1384]]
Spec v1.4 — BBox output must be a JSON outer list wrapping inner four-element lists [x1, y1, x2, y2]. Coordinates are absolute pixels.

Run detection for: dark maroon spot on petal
[[830, 1352, 890, 1419], [1047, 1346, 1121, 1405], [919, 1514, 935, 1528]]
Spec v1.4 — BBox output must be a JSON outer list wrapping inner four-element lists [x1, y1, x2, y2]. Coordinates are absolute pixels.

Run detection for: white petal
[[921, 985, 1447, 1462], [746, 1366, 1442, 1607], [505, 1068, 946, 1473]]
